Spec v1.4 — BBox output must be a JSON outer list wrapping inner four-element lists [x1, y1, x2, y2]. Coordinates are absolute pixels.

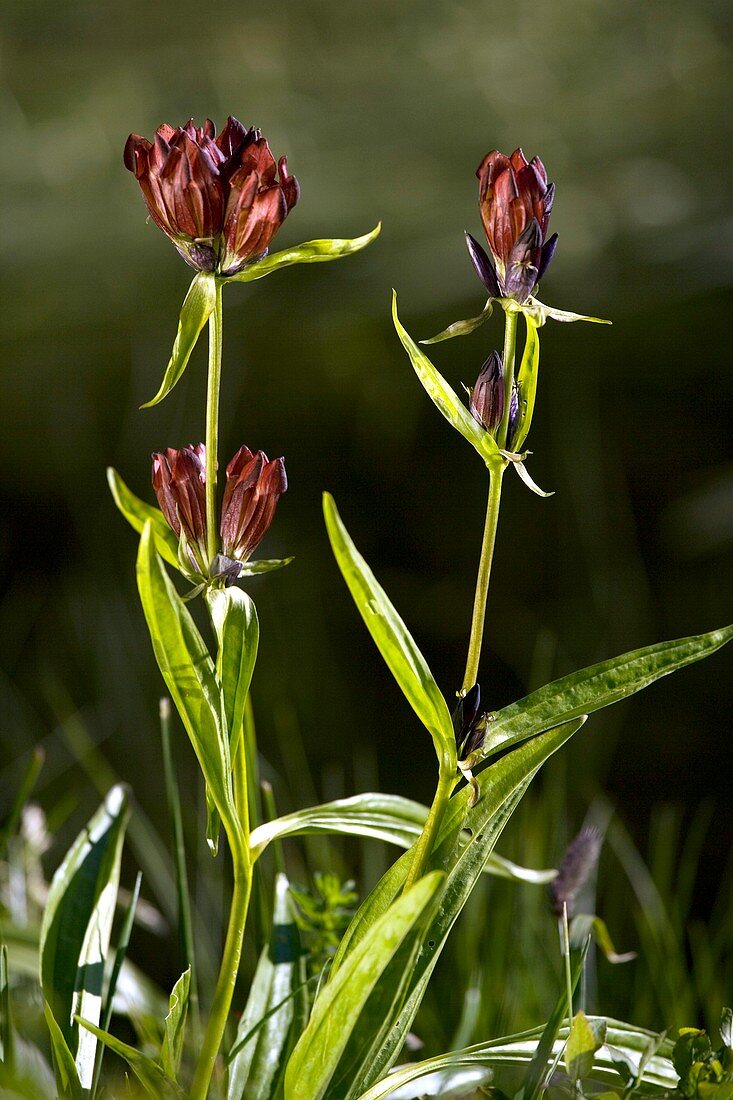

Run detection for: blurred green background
[[1, 0, 732, 1038]]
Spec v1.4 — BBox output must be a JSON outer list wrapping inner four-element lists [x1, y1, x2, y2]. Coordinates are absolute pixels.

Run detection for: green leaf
[[355, 1018, 676, 1100], [248, 793, 556, 884], [141, 272, 217, 408], [227, 224, 381, 283], [566, 1011, 606, 1083], [511, 314, 540, 452], [523, 297, 612, 326], [284, 872, 443, 1100], [479, 625, 733, 761], [0, 945, 14, 1072], [228, 873, 306, 1100], [0, 747, 44, 860], [237, 557, 294, 576], [75, 1018, 184, 1099], [333, 718, 586, 1091], [107, 468, 180, 570], [136, 522, 236, 841], [571, 914, 636, 964], [206, 587, 259, 753], [721, 1009, 733, 1050], [323, 493, 456, 769], [161, 968, 190, 1081], [44, 1002, 81, 1100], [392, 292, 501, 466], [420, 298, 493, 344], [39, 784, 130, 1091]]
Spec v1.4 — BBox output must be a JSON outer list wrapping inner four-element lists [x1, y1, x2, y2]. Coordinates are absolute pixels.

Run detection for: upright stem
[[497, 306, 518, 450], [189, 842, 251, 1100], [403, 764, 454, 892], [205, 281, 224, 565]]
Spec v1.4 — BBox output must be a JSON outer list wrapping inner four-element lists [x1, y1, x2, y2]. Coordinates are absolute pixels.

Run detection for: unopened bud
[[469, 351, 504, 433]]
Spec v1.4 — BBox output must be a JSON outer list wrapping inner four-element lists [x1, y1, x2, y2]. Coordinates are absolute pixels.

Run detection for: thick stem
[[205, 281, 224, 566], [403, 764, 455, 892], [497, 306, 518, 451], [461, 464, 504, 694], [189, 844, 251, 1100]]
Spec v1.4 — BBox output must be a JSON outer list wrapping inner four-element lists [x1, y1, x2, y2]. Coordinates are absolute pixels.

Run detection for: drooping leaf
[[507, 457, 554, 498], [323, 493, 456, 770], [479, 625, 733, 761], [75, 1018, 184, 1099], [565, 1011, 606, 1083], [228, 224, 381, 283], [333, 718, 587, 1091], [44, 1002, 81, 1100], [392, 292, 501, 466], [571, 914, 636, 964], [237, 557, 294, 576], [420, 298, 493, 344], [354, 1018, 676, 1100], [511, 315, 540, 452], [161, 968, 191, 1081], [228, 873, 306, 1100], [248, 793, 556, 884], [523, 298, 612, 326], [284, 872, 443, 1100], [136, 523, 236, 840], [107, 468, 180, 569], [39, 784, 130, 1091], [141, 272, 217, 408]]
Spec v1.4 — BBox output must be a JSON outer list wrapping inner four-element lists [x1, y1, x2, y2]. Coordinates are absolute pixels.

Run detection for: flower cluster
[[152, 443, 287, 579], [124, 117, 299, 275]]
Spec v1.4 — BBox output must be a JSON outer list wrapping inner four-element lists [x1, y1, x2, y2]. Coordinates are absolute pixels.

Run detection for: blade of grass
[[0, 747, 44, 859]]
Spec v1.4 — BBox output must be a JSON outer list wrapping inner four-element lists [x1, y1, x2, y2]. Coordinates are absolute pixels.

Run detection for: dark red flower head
[[220, 446, 287, 561], [152, 444, 208, 573], [469, 148, 558, 303], [124, 117, 300, 275]]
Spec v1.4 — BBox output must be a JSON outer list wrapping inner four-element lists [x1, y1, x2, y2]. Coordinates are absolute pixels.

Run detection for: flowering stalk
[[205, 280, 224, 566]]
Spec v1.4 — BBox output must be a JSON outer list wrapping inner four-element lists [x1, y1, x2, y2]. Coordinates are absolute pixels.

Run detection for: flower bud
[[549, 827, 602, 919], [475, 148, 558, 303], [220, 446, 287, 562], [469, 351, 504, 433], [152, 444, 208, 573], [507, 381, 520, 447], [124, 117, 299, 274], [452, 683, 487, 760]]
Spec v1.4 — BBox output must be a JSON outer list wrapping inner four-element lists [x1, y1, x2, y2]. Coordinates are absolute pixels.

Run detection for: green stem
[[461, 464, 504, 694], [205, 281, 224, 566], [497, 306, 518, 450], [403, 764, 454, 892], [189, 843, 251, 1100]]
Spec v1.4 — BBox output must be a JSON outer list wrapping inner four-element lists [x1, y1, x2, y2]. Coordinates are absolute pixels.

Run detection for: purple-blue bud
[[503, 218, 543, 303], [470, 351, 504, 433], [507, 381, 520, 447], [465, 232, 501, 298], [536, 232, 559, 284]]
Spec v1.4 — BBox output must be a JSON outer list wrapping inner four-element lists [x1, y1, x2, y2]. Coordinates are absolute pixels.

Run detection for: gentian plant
[[2, 122, 730, 1100]]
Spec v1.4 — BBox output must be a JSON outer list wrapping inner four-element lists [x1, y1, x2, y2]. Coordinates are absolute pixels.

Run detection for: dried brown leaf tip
[[124, 117, 299, 274]]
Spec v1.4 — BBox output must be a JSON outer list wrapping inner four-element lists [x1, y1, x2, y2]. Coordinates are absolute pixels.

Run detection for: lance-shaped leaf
[[511, 313, 540, 452], [332, 718, 587, 1092], [323, 493, 455, 770], [136, 522, 236, 841], [228, 873, 307, 1099], [161, 968, 190, 1081], [478, 624, 733, 762], [237, 557, 293, 576], [420, 298, 493, 344], [228, 224, 381, 283], [75, 1018, 184, 1099], [284, 871, 443, 1100], [249, 794, 556, 884], [141, 272, 217, 408], [355, 1018, 676, 1100], [392, 292, 501, 466], [39, 785, 130, 1092], [107, 467, 180, 569], [44, 1003, 81, 1100], [523, 297, 611, 327]]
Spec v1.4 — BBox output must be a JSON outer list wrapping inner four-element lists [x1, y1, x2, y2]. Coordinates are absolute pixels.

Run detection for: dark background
[[1, 0, 732, 1027]]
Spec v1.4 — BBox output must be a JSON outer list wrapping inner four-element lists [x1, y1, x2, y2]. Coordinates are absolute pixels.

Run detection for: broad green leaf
[[248, 793, 556, 884], [523, 297, 612, 326], [228, 224, 381, 283], [141, 272, 217, 408], [75, 1018, 184, 1099], [392, 292, 501, 466], [207, 587, 259, 753], [136, 523, 236, 840], [228, 873, 306, 1100], [334, 718, 586, 1091], [479, 625, 733, 761], [107, 467, 179, 569], [355, 1018, 676, 1100], [566, 1011, 606, 1083], [323, 493, 456, 769], [39, 784, 130, 1091], [420, 298, 493, 344], [161, 968, 190, 1080], [511, 314, 540, 451], [284, 872, 443, 1100], [44, 1002, 81, 1100]]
